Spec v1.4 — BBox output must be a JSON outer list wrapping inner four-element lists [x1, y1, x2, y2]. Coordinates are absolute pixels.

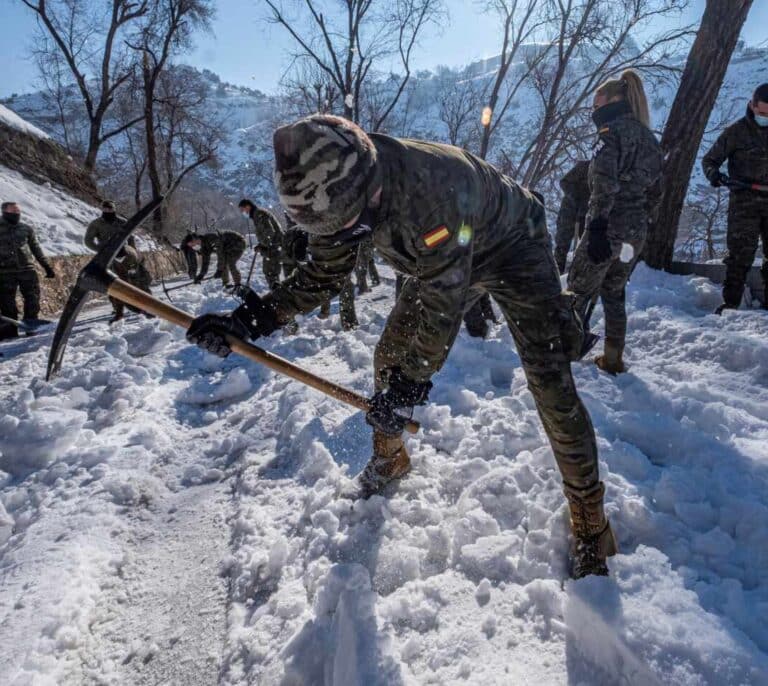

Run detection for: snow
[[0, 164, 95, 256], [1, 260, 768, 684], [0, 103, 50, 140]]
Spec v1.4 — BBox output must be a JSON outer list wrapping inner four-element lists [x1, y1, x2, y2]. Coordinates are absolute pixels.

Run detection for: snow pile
[[1, 260, 767, 684], [0, 164, 96, 256], [0, 103, 50, 140]]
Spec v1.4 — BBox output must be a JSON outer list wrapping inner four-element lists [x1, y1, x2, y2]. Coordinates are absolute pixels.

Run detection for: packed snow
[[1, 260, 767, 685], [0, 103, 50, 140]]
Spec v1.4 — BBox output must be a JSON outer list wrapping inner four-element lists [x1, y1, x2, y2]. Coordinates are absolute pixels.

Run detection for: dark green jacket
[[250, 207, 283, 254], [84, 215, 136, 252], [588, 112, 663, 241], [266, 134, 547, 382], [702, 110, 768, 191], [0, 218, 52, 273]]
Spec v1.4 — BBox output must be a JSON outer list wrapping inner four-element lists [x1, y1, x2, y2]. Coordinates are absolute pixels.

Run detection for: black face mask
[[592, 99, 633, 129], [328, 205, 377, 247], [2, 212, 20, 225], [102, 212, 116, 223]]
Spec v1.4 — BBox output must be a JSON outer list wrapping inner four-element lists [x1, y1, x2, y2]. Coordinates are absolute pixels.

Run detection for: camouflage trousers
[[567, 232, 644, 345], [375, 239, 600, 493], [0, 269, 41, 337], [262, 248, 282, 290], [722, 196, 768, 307], [355, 240, 380, 292], [217, 247, 246, 286]]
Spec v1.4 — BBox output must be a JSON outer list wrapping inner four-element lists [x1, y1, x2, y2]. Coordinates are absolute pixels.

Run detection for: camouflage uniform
[[248, 207, 284, 289], [355, 238, 380, 293], [84, 215, 153, 319], [554, 161, 590, 274], [702, 109, 768, 307], [567, 105, 662, 347], [281, 215, 351, 322], [266, 134, 601, 497], [0, 217, 52, 334], [197, 231, 247, 286]]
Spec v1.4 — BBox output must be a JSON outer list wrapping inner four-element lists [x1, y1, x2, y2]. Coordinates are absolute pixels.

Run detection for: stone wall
[[37, 249, 187, 317], [0, 120, 99, 205]]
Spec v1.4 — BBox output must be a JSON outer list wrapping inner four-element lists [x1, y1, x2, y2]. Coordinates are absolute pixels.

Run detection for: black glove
[[710, 171, 729, 189], [194, 276, 203, 284], [231, 290, 281, 339], [586, 217, 612, 264], [186, 312, 249, 358], [365, 368, 432, 435], [44, 265, 56, 279]]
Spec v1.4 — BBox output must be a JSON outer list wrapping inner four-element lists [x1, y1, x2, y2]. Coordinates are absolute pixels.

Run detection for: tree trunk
[[644, 0, 753, 270]]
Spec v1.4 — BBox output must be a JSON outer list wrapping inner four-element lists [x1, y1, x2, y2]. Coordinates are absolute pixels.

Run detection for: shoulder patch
[[423, 225, 451, 248]]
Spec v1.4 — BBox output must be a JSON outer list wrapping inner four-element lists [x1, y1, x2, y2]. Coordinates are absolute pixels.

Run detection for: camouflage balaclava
[[273, 115, 379, 236]]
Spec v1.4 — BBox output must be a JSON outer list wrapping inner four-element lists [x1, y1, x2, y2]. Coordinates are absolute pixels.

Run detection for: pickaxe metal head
[[46, 197, 163, 381]]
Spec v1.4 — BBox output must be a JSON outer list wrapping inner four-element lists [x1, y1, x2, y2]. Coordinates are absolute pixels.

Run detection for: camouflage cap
[[273, 115, 378, 236]]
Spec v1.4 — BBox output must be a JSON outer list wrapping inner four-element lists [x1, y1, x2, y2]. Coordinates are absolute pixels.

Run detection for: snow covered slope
[[0, 164, 96, 256], [1, 263, 767, 684], [0, 103, 50, 140]]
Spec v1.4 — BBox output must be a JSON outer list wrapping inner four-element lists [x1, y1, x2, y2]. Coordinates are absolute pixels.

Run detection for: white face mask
[[192, 244, 201, 252], [755, 113, 768, 128], [241, 211, 250, 218]]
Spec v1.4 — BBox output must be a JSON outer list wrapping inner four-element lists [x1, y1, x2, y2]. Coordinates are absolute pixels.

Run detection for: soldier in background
[[554, 160, 590, 274], [0, 201, 56, 339], [238, 199, 283, 290], [84, 200, 152, 323], [355, 238, 380, 294], [187, 231, 247, 288], [702, 82, 768, 314]]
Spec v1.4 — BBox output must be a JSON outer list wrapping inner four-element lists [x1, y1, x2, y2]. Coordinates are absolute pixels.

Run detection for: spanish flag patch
[[423, 225, 451, 248]]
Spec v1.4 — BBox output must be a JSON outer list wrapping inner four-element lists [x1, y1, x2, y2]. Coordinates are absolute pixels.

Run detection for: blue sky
[[1, 0, 767, 97]]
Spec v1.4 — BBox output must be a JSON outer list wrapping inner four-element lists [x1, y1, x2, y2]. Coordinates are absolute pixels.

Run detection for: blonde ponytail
[[596, 69, 651, 128]]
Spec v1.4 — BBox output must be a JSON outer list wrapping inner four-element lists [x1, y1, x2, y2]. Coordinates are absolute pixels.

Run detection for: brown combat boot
[[357, 431, 411, 498], [595, 337, 626, 375], [564, 482, 618, 579]]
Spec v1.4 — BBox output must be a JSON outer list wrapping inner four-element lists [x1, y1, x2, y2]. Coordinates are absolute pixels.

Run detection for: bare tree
[[511, 0, 691, 190], [476, 0, 545, 160], [644, 0, 754, 270], [263, 0, 445, 127], [436, 66, 484, 149], [677, 183, 727, 262], [20, 0, 149, 171], [282, 58, 342, 116]]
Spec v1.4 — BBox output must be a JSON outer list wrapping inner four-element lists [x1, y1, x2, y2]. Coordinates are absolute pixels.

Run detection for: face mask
[[2, 212, 20, 225], [755, 114, 768, 128], [192, 244, 201, 252], [102, 212, 116, 222], [241, 210, 250, 218]]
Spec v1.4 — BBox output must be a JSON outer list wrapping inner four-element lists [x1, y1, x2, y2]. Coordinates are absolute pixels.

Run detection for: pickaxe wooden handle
[[109, 278, 420, 434]]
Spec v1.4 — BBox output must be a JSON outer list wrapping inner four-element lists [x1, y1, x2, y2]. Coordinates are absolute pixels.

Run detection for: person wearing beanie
[[703, 82, 768, 314], [0, 201, 56, 339], [186, 114, 614, 579], [83, 200, 152, 323]]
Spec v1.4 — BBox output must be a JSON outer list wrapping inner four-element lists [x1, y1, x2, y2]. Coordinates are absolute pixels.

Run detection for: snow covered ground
[[1, 262, 768, 685], [0, 103, 50, 140]]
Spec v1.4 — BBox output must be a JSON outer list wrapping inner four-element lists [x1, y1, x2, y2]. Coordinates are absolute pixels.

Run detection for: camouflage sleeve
[[399, 239, 473, 384], [588, 129, 621, 221], [702, 129, 730, 183], [646, 175, 663, 226], [84, 222, 99, 252], [554, 192, 579, 271], [28, 229, 51, 269], [265, 228, 362, 320]]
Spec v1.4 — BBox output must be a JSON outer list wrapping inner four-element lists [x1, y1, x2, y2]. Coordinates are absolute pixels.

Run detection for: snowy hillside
[[0, 164, 95, 256], [1, 261, 767, 684], [0, 103, 50, 140]]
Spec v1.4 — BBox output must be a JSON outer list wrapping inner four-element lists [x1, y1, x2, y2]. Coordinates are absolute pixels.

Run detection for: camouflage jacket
[[249, 207, 283, 254], [198, 231, 246, 278], [0, 217, 52, 273], [554, 160, 590, 269], [588, 105, 663, 239], [702, 109, 768, 193], [265, 133, 547, 382], [84, 216, 137, 253]]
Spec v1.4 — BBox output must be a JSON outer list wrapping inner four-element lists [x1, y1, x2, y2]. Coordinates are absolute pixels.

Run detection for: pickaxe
[[46, 197, 419, 434], [160, 274, 215, 303]]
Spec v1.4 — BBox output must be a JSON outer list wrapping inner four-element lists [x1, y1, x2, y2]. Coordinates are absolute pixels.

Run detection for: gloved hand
[[586, 217, 612, 264], [710, 171, 729, 188], [365, 368, 432, 435], [44, 265, 56, 279], [194, 276, 203, 284], [186, 312, 249, 358]]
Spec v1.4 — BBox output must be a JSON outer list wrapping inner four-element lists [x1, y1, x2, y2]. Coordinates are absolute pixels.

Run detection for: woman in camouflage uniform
[[567, 71, 663, 375], [186, 115, 617, 578]]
